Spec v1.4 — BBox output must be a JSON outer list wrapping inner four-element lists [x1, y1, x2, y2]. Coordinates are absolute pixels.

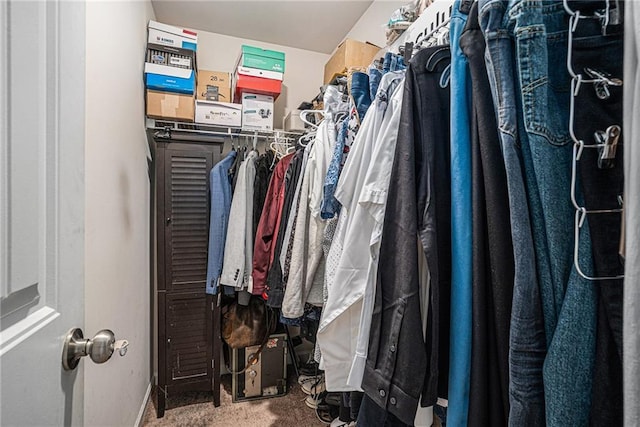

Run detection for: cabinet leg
[[156, 387, 166, 418], [213, 300, 222, 407], [213, 376, 221, 407]]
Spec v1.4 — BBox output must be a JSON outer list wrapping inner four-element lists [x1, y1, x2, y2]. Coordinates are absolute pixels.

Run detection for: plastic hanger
[[297, 132, 315, 148], [299, 110, 323, 129]]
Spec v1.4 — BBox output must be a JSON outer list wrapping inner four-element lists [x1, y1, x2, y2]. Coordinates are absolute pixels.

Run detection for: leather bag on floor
[[222, 296, 276, 349]]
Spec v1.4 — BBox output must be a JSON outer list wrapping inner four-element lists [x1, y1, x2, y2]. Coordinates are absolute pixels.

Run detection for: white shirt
[[317, 72, 405, 391], [282, 118, 336, 317]]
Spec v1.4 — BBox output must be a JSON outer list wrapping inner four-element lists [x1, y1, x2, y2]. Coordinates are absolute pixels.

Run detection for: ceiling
[[151, 0, 375, 54]]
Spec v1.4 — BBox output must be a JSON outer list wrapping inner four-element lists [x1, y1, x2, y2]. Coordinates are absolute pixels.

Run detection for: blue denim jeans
[[369, 67, 383, 101], [383, 52, 393, 73], [351, 71, 371, 121], [478, 1, 546, 425], [447, 2, 472, 426], [507, 1, 597, 426]]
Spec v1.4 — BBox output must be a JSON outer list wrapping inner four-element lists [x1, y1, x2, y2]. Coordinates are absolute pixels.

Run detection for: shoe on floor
[[305, 392, 327, 410], [298, 374, 321, 387], [323, 392, 341, 407], [302, 375, 326, 395], [299, 363, 323, 376], [330, 418, 356, 427]]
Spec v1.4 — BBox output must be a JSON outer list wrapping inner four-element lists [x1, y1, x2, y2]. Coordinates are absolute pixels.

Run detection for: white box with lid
[[195, 100, 242, 127], [241, 93, 274, 131]]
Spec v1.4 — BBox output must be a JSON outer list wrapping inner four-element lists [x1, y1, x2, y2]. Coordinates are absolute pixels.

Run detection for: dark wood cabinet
[[149, 135, 224, 417]]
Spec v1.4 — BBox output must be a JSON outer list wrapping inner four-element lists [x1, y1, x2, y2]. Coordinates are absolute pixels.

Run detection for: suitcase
[[231, 333, 288, 402]]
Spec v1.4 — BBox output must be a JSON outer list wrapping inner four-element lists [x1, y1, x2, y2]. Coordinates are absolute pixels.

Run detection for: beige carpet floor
[[142, 375, 326, 427]]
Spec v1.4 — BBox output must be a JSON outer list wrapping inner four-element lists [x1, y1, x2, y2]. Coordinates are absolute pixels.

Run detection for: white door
[[0, 0, 87, 425]]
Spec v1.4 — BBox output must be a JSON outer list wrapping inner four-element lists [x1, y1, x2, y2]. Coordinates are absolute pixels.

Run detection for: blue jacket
[[206, 150, 237, 294]]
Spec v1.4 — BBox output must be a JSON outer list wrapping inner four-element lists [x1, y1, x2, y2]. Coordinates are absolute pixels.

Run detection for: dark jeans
[[461, 3, 513, 426], [350, 391, 364, 420], [570, 13, 624, 426], [508, 2, 598, 425], [478, 1, 547, 425]]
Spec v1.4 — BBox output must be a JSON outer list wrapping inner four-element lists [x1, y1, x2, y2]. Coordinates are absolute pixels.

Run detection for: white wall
[[85, 1, 155, 426], [343, 0, 409, 49], [195, 31, 329, 128]]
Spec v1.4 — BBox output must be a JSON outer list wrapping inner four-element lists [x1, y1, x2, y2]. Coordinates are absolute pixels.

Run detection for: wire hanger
[[269, 131, 286, 169], [414, 8, 451, 52], [565, 0, 624, 281]]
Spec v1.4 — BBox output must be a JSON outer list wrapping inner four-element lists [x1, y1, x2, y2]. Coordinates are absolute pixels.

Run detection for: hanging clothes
[[266, 148, 306, 308], [318, 70, 405, 392], [567, 3, 624, 424], [279, 143, 312, 301], [205, 150, 237, 295], [459, 2, 514, 425], [282, 86, 347, 319], [481, 2, 601, 426], [624, 2, 640, 425], [477, 0, 546, 424], [447, 2, 473, 425], [219, 150, 258, 296], [251, 152, 294, 297], [253, 150, 277, 238], [359, 46, 451, 426]]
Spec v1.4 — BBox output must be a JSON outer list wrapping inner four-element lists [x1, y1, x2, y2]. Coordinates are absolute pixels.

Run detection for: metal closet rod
[[147, 119, 304, 142]]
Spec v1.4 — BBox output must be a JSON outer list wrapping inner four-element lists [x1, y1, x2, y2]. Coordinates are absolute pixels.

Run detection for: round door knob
[[87, 329, 115, 364], [62, 328, 128, 371]]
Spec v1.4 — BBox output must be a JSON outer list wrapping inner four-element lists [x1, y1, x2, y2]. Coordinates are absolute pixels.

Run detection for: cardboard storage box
[[148, 20, 197, 51], [197, 70, 231, 102], [236, 65, 283, 81], [242, 93, 274, 131], [233, 73, 282, 102], [146, 90, 194, 122], [145, 63, 195, 94], [283, 110, 306, 132], [146, 43, 196, 70], [195, 100, 242, 127], [324, 39, 381, 84], [236, 45, 285, 73]]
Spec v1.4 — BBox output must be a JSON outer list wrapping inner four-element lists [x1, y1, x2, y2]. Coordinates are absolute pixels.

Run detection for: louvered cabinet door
[[163, 148, 215, 293], [166, 292, 213, 383], [154, 142, 223, 417]]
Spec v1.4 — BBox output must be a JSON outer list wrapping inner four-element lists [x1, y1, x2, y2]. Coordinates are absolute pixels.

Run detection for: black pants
[[571, 15, 624, 427], [460, 3, 514, 426]]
